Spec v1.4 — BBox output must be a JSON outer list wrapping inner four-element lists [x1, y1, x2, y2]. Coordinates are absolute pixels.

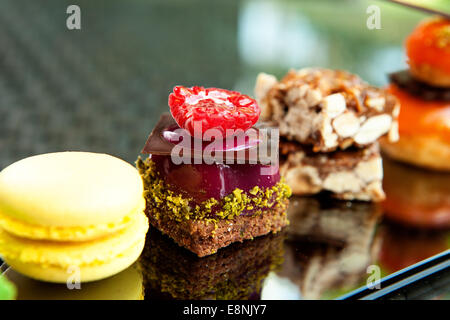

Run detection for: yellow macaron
[[0, 152, 149, 283]]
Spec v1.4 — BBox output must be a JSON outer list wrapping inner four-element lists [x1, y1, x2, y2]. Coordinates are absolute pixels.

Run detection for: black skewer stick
[[339, 250, 450, 300], [384, 0, 450, 19]]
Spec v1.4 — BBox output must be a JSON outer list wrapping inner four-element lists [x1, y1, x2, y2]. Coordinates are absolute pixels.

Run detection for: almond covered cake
[[255, 68, 396, 201], [255, 68, 399, 152]]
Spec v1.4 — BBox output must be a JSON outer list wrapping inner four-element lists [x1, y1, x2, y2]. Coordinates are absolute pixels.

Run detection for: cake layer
[[255, 68, 399, 152], [146, 201, 288, 257], [280, 141, 385, 201], [390, 70, 450, 101]]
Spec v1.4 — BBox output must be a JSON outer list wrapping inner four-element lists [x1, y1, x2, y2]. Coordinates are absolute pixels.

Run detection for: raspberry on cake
[[137, 87, 291, 257], [254, 68, 399, 152], [169, 86, 260, 138]]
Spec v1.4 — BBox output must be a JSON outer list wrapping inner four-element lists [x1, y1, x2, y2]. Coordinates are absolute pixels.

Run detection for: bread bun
[[380, 84, 450, 171]]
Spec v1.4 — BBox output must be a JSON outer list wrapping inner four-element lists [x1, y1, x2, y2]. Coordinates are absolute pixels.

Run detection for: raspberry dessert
[[137, 86, 291, 257]]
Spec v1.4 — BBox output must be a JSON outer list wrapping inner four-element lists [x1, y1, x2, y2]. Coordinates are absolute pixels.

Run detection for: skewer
[[384, 0, 450, 19]]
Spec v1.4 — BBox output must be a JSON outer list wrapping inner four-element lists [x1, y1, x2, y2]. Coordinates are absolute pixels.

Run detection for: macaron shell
[[0, 211, 149, 283], [0, 198, 145, 242], [4, 238, 145, 283], [0, 152, 144, 227]]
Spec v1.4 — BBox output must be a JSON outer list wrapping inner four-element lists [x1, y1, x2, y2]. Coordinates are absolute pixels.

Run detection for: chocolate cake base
[[147, 201, 288, 257]]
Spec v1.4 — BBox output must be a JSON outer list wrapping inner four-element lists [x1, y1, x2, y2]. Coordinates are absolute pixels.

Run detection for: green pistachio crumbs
[[136, 157, 291, 224]]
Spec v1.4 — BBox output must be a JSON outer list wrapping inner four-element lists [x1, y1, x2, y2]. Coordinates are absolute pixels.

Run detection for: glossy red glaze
[[151, 154, 280, 203]]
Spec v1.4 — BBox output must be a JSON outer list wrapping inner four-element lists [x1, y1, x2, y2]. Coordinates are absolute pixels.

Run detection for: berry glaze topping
[[154, 119, 280, 204], [150, 154, 280, 203], [168, 86, 261, 138]]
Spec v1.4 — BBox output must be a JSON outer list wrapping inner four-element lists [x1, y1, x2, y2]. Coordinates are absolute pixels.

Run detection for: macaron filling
[[0, 199, 145, 242], [0, 211, 149, 282]]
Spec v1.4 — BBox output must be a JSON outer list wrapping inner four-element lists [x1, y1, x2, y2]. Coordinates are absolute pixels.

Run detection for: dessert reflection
[[6, 263, 144, 300], [377, 222, 449, 274], [141, 196, 382, 300], [270, 196, 382, 300], [140, 227, 285, 300], [382, 157, 450, 229]]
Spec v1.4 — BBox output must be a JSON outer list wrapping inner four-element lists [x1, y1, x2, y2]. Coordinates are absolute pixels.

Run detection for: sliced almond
[[332, 112, 360, 138], [284, 165, 322, 194], [340, 138, 354, 149], [388, 120, 399, 142], [365, 96, 385, 112], [323, 171, 362, 193], [355, 157, 383, 183], [392, 102, 400, 118], [322, 93, 346, 118], [254, 73, 277, 101], [270, 97, 284, 121], [354, 114, 392, 144], [255, 73, 278, 120], [305, 88, 322, 107], [321, 115, 338, 149], [365, 180, 386, 201], [285, 85, 308, 106]]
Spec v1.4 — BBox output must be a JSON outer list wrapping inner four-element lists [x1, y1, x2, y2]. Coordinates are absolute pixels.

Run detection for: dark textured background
[[0, 0, 433, 168], [2, 0, 450, 301]]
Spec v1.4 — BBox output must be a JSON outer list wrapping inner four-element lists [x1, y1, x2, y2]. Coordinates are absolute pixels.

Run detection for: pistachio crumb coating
[[136, 156, 291, 224]]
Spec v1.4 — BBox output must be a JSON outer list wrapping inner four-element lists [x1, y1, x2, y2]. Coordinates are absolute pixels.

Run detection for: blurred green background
[[0, 0, 448, 168]]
